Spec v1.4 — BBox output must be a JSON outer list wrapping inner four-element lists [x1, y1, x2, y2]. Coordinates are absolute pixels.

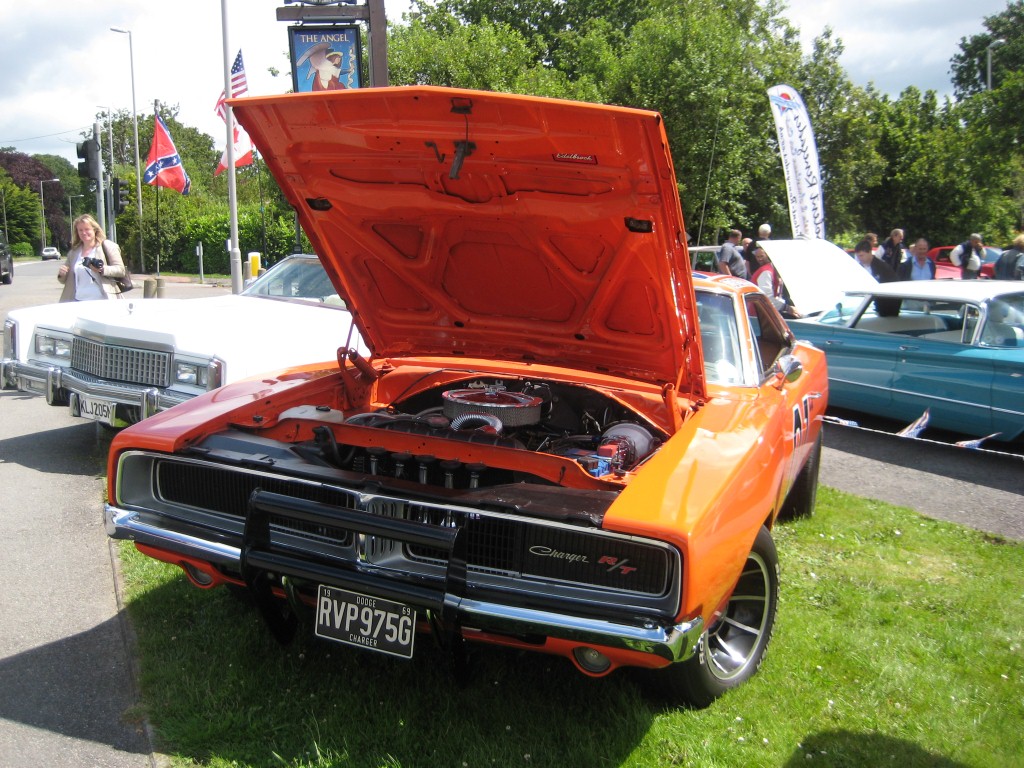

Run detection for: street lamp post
[[986, 38, 1006, 91], [38, 178, 59, 255], [111, 27, 145, 272], [68, 194, 85, 239]]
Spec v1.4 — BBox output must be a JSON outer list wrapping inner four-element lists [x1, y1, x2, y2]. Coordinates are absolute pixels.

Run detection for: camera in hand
[[83, 256, 104, 269]]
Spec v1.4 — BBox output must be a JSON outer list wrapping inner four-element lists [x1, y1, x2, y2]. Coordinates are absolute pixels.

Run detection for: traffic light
[[113, 177, 130, 215], [76, 139, 101, 181]]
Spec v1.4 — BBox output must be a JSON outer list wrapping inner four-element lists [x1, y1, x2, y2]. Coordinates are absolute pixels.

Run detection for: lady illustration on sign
[[298, 42, 349, 91]]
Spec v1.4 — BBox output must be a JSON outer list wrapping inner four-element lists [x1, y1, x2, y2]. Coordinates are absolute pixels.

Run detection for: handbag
[[101, 241, 134, 292]]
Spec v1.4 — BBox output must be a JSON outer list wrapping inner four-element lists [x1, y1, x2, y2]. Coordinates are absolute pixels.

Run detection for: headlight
[[35, 334, 71, 358], [174, 361, 208, 387], [3, 319, 14, 360]]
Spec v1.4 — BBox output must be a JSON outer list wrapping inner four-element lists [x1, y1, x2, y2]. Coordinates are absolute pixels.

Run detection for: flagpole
[[221, 0, 243, 294], [256, 150, 267, 257], [154, 100, 162, 277]]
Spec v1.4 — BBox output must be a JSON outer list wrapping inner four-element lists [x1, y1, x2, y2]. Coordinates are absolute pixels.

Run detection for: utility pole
[[93, 122, 106, 234], [221, 0, 243, 293], [100, 107, 117, 242]]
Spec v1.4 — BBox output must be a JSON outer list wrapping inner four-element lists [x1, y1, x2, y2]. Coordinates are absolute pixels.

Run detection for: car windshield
[[981, 294, 1024, 348], [815, 294, 865, 325], [242, 257, 343, 305], [696, 291, 744, 384]]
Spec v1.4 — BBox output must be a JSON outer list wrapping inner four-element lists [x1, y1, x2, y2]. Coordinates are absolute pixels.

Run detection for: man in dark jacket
[[994, 234, 1024, 280], [854, 239, 899, 283], [897, 238, 936, 280], [877, 228, 905, 271], [854, 239, 901, 316]]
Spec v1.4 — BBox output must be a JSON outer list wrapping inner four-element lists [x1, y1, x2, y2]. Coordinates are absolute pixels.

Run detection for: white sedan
[[1, 255, 365, 427]]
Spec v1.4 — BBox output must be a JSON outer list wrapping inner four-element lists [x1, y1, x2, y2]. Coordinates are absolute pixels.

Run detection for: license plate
[[315, 585, 416, 659], [77, 394, 116, 425]]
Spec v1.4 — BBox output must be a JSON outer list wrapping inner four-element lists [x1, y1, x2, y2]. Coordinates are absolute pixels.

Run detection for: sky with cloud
[[0, 0, 1009, 166]]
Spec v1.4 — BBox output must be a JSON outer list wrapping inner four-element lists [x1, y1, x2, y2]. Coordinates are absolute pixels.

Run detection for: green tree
[[0, 149, 70, 251], [950, 0, 1024, 97], [0, 169, 41, 249]]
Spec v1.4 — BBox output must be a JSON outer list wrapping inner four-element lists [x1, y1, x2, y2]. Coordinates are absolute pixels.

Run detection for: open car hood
[[760, 238, 878, 317], [232, 86, 701, 394]]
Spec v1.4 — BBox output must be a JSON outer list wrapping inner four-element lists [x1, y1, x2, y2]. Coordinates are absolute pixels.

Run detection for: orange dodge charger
[[105, 86, 827, 707]]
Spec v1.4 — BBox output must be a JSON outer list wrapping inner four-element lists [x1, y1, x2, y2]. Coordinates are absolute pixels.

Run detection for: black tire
[[1, 270, 11, 285], [647, 526, 779, 708], [779, 431, 822, 521]]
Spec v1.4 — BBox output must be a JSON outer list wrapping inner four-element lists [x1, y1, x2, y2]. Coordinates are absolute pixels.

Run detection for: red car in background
[[927, 246, 1003, 279]]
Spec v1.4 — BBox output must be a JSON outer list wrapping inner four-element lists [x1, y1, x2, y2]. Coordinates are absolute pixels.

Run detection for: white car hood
[[759, 239, 877, 317], [14, 294, 364, 369]]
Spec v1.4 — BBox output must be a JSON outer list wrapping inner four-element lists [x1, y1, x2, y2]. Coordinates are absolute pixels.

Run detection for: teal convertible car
[[762, 239, 1024, 443]]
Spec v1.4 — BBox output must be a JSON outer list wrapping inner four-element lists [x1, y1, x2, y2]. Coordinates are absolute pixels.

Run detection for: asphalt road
[[0, 260, 229, 767], [820, 422, 1024, 540], [0, 259, 1020, 765]]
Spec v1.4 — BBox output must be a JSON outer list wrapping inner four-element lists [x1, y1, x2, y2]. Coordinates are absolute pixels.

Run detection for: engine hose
[[450, 412, 504, 434]]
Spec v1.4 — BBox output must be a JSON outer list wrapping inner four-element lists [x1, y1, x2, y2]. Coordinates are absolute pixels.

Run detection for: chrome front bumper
[[104, 502, 703, 664], [1, 358, 189, 418]]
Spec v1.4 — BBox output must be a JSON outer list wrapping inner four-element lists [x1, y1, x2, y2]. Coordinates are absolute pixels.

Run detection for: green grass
[[119, 487, 1024, 767]]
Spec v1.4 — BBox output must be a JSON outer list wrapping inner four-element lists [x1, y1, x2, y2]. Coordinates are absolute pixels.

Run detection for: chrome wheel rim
[[704, 551, 772, 682]]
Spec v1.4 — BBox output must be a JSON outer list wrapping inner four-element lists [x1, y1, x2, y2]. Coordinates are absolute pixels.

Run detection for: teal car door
[[990, 350, 1024, 441], [891, 337, 995, 437], [816, 326, 898, 417]]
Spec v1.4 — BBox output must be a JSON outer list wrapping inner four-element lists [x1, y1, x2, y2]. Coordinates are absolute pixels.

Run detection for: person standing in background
[[717, 229, 748, 279], [993, 234, 1024, 280], [950, 233, 985, 279], [897, 238, 936, 280], [57, 214, 127, 302], [877, 228, 905, 271]]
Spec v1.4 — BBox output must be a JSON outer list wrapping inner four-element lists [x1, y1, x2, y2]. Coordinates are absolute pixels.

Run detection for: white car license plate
[[315, 585, 416, 659], [77, 394, 116, 425]]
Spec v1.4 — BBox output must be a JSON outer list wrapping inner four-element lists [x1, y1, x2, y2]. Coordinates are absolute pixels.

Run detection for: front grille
[[153, 459, 672, 597], [157, 460, 356, 547], [71, 336, 170, 387]]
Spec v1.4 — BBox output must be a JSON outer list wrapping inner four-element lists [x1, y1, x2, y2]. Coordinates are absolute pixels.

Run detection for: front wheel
[[646, 526, 779, 708], [779, 431, 822, 521]]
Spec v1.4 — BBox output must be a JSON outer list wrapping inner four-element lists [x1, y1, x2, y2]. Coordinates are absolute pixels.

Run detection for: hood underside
[[231, 86, 700, 394], [761, 238, 878, 316]]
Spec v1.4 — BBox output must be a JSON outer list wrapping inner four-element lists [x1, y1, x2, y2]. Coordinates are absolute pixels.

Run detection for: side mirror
[[772, 354, 803, 388]]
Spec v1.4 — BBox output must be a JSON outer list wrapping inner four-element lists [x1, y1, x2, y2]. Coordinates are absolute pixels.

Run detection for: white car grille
[[71, 337, 170, 387]]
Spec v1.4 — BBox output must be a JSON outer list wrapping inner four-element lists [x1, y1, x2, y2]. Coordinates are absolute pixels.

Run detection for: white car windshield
[[697, 291, 744, 385], [242, 257, 343, 305]]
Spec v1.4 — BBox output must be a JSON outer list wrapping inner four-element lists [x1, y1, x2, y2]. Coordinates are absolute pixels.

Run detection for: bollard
[[155, 277, 165, 299], [143, 278, 156, 298], [248, 252, 261, 280]]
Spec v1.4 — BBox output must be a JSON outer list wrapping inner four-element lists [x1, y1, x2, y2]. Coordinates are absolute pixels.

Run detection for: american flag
[[215, 50, 248, 120]]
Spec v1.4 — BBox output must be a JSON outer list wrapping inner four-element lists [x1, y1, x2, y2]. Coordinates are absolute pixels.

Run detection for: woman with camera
[[57, 214, 128, 302]]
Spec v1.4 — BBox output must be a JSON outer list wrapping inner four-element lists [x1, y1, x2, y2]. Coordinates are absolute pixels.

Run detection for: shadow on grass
[[127, 572, 654, 767], [784, 729, 970, 767]]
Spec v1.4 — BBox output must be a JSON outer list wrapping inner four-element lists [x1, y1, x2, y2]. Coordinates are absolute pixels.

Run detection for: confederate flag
[[144, 114, 191, 195]]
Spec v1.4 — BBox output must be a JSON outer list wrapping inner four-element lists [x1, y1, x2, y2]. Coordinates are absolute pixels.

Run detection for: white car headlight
[[3, 319, 14, 359], [174, 361, 208, 386], [35, 334, 71, 358]]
